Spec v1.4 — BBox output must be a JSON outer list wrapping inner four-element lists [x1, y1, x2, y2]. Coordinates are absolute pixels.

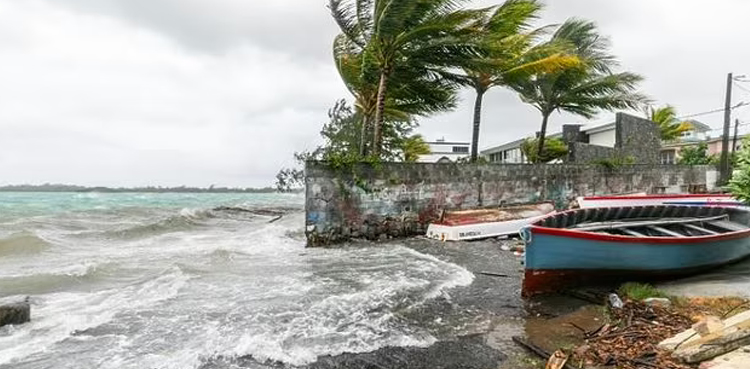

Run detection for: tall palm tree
[[329, 0, 483, 156], [460, 0, 578, 162], [644, 105, 690, 141], [334, 35, 458, 156], [511, 19, 648, 157]]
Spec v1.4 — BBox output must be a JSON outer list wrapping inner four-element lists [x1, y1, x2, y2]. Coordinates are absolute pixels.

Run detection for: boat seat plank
[[708, 220, 750, 232], [572, 214, 729, 232], [682, 224, 720, 235], [647, 225, 687, 238], [620, 228, 647, 237]]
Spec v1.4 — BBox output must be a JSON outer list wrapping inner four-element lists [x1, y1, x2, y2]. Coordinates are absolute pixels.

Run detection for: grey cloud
[[41, 0, 340, 61]]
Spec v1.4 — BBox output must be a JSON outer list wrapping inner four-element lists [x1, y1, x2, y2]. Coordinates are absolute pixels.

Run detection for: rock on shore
[[0, 298, 31, 327]]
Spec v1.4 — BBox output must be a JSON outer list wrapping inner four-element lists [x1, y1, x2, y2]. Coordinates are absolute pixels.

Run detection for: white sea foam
[[0, 268, 189, 366], [0, 193, 478, 369]]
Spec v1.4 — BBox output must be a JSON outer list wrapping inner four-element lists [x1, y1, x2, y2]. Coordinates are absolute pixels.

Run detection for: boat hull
[[426, 214, 551, 241], [577, 194, 741, 209], [523, 228, 750, 296]]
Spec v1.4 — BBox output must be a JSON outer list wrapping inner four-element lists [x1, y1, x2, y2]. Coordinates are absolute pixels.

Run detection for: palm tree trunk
[[535, 112, 551, 162], [373, 71, 389, 157], [359, 115, 370, 157], [470, 89, 486, 162]]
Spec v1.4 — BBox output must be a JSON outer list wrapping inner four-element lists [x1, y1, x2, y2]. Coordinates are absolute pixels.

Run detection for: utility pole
[[719, 73, 733, 186]]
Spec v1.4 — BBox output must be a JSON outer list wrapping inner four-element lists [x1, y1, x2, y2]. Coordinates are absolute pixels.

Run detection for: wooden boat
[[577, 194, 742, 209], [522, 205, 750, 296], [426, 203, 555, 241]]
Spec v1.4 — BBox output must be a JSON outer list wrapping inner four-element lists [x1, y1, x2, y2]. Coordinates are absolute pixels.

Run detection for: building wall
[[588, 129, 617, 147], [615, 113, 662, 164], [305, 162, 715, 246]]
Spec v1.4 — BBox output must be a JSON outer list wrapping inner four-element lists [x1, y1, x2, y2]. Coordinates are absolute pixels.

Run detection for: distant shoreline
[[0, 185, 287, 194]]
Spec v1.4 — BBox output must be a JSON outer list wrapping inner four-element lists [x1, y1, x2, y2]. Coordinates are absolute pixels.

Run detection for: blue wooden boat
[[521, 205, 750, 296]]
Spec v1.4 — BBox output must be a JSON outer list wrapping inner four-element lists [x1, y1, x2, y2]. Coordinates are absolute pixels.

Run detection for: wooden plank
[[647, 225, 687, 238], [572, 214, 729, 232], [683, 223, 720, 235], [621, 228, 647, 237], [709, 220, 749, 232]]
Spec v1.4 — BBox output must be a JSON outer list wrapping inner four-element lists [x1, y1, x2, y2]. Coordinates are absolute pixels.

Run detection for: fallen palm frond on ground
[[573, 300, 694, 369]]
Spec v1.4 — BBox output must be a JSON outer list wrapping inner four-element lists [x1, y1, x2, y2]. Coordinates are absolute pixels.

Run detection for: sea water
[[0, 193, 474, 368]]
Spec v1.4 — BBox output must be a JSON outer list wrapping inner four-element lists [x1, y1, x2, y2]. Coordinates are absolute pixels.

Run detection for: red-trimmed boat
[[521, 205, 750, 296], [577, 194, 742, 208]]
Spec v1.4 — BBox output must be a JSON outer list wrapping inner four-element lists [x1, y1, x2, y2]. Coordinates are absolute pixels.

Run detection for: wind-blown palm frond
[[645, 105, 691, 141], [511, 18, 649, 158], [457, 0, 578, 161], [329, 0, 481, 157]]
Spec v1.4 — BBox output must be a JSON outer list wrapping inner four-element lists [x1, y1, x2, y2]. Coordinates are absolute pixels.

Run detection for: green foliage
[[592, 155, 636, 170], [729, 138, 750, 204], [274, 99, 424, 192], [678, 143, 716, 165], [330, 0, 484, 156], [455, 0, 580, 161], [520, 137, 568, 163], [645, 105, 691, 141], [511, 19, 649, 156], [618, 282, 669, 301], [401, 135, 431, 162]]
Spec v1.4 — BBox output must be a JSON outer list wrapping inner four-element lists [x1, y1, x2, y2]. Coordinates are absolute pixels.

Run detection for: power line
[[678, 102, 749, 120], [734, 82, 750, 95]]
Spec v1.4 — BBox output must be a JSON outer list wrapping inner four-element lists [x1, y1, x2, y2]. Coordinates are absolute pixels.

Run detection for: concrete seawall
[[305, 163, 717, 247]]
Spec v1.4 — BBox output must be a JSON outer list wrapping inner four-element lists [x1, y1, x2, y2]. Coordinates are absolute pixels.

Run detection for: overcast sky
[[1, 0, 749, 187]]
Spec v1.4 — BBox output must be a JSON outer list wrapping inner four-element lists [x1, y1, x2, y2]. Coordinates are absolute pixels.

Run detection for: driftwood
[[512, 336, 577, 369]]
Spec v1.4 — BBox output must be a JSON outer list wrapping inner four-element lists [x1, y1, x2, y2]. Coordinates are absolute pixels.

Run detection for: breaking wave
[[0, 232, 51, 257]]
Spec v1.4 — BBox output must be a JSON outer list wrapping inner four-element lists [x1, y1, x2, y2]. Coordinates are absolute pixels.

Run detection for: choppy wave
[[216, 247, 475, 367], [0, 232, 51, 256], [0, 268, 190, 367], [0, 262, 126, 297], [94, 206, 296, 240]]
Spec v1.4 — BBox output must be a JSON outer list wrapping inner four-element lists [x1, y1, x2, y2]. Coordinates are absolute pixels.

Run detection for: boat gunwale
[[432, 202, 556, 226], [581, 194, 734, 201], [529, 206, 750, 244]]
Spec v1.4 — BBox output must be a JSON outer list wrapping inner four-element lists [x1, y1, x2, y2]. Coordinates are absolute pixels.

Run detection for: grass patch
[[618, 282, 669, 301]]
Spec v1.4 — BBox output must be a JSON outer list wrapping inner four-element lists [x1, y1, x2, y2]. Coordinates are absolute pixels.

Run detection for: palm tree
[[511, 19, 648, 157], [334, 36, 458, 156], [644, 105, 690, 141], [402, 135, 432, 162], [329, 0, 483, 157], [459, 0, 578, 162]]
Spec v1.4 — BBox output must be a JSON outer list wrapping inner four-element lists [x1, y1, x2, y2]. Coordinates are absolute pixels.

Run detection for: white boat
[[577, 194, 742, 209], [426, 203, 556, 241]]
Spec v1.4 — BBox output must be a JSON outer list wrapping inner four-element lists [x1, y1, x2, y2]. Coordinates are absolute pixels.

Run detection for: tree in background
[[275, 100, 427, 191], [645, 105, 691, 141], [677, 142, 715, 165], [329, 0, 483, 156], [457, 0, 579, 162], [520, 137, 568, 163], [729, 138, 750, 204], [401, 135, 431, 162], [511, 19, 648, 158]]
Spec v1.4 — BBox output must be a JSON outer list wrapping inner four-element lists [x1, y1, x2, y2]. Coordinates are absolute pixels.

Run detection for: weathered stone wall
[[305, 162, 716, 246], [564, 113, 661, 164], [568, 142, 617, 163], [616, 113, 661, 164]]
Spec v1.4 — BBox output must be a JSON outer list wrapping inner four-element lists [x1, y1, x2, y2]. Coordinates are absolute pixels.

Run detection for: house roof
[[480, 121, 614, 155], [684, 120, 711, 132]]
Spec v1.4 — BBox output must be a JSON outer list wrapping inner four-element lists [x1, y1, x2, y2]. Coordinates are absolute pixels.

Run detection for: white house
[[418, 138, 471, 163], [481, 121, 617, 164]]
